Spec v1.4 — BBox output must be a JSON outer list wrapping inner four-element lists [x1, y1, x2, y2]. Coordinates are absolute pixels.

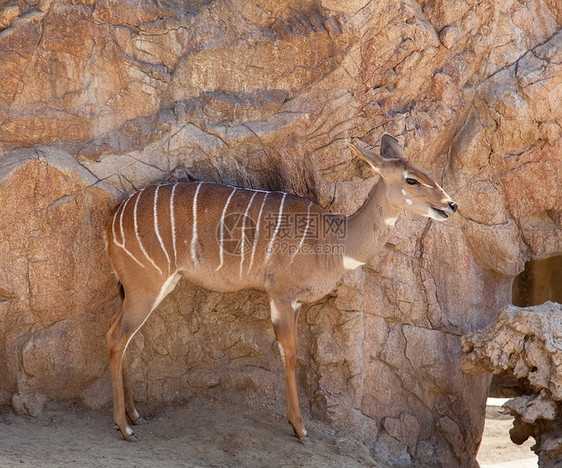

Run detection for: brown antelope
[[105, 135, 457, 444]]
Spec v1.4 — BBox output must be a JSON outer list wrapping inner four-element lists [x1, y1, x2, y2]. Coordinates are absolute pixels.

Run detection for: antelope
[[105, 135, 457, 444]]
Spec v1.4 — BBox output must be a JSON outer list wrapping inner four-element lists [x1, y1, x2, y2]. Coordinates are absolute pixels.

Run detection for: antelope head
[[348, 135, 457, 221]]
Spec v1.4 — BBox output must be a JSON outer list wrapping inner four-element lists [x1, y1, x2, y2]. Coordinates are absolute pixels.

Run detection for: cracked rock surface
[[461, 302, 562, 467], [0, 1, 561, 466]]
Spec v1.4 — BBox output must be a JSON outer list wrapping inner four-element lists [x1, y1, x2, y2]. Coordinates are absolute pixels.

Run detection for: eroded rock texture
[[0, 1, 561, 466], [461, 302, 562, 467]]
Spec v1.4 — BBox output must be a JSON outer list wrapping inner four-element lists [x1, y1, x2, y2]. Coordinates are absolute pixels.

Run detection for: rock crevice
[[462, 302, 562, 467]]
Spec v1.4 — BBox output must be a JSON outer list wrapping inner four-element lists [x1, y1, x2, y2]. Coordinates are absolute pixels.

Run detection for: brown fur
[[105, 136, 457, 443]]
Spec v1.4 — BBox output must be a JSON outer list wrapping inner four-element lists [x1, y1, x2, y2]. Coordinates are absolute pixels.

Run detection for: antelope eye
[[406, 177, 419, 185]]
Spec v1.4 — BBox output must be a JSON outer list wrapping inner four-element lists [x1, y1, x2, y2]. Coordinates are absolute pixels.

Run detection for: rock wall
[[0, 1, 561, 466]]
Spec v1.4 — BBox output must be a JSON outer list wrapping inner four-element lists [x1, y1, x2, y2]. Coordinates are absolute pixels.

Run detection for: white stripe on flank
[[191, 182, 203, 265], [111, 201, 122, 247], [170, 183, 178, 268], [112, 195, 146, 269], [248, 192, 269, 274], [291, 201, 313, 263], [216, 187, 237, 271], [239, 191, 258, 277], [154, 186, 171, 274], [153, 272, 182, 311], [124, 272, 181, 352], [265, 193, 287, 263], [134, 189, 163, 275]]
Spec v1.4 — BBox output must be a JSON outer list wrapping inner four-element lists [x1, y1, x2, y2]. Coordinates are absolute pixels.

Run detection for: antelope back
[[105, 182, 333, 291]]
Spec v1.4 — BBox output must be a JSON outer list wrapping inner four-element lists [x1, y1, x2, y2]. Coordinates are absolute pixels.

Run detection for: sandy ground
[[0, 396, 538, 467], [477, 400, 538, 468], [0, 396, 379, 468]]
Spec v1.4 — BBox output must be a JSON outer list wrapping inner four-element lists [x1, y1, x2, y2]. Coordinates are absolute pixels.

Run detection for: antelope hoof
[[298, 436, 312, 446], [132, 417, 147, 425], [125, 433, 141, 442]]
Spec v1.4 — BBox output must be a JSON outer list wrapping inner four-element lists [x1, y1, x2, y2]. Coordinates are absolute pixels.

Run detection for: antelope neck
[[343, 180, 401, 265]]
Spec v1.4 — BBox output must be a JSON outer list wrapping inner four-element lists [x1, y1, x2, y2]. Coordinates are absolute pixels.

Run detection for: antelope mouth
[[430, 207, 449, 221]]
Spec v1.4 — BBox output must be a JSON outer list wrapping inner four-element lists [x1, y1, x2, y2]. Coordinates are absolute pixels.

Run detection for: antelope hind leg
[[107, 294, 155, 441], [123, 353, 147, 425], [107, 317, 139, 441]]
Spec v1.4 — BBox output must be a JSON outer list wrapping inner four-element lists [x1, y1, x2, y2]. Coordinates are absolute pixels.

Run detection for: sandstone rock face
[[461, 303, 562, 467], [0, 1, 561, 466]]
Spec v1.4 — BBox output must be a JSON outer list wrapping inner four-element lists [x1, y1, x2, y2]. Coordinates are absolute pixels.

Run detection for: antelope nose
[[449, 201, 458, 213]]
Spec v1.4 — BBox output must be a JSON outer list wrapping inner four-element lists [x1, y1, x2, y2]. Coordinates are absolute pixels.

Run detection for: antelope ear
[[380, 134, 405, 160], [347, 139, 386, 174]]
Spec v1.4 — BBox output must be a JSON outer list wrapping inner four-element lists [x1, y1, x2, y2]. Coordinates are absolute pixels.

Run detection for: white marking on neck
[[191, 182, 203, 265], [134, 189, 163, 275], [291, 201, 313, 263], [385, 216, 397, 226], [216, 187, 237, 271], [265, 193, 287, 263], [239, 191, 258, 277], [154, 186, 171, 274], [170, 183, 178, 268], [248, 192, 269, 274], [112, 196, 146, 269], [343, 255, 365, 270]]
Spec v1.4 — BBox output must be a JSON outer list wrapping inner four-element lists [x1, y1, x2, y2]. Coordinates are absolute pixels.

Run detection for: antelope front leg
[[269, 298, 311, 445]]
